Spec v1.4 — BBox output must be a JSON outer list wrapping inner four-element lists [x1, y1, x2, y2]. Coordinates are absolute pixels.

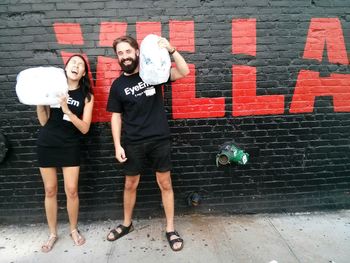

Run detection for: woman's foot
[[70, 229, 86, 246], [41, 233, 58, 253]]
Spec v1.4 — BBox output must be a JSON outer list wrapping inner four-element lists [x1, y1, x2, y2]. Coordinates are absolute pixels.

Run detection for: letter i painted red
[[232, 19, 284, 116], [170, 20, 225, 119], [136, 21, 162, 43]]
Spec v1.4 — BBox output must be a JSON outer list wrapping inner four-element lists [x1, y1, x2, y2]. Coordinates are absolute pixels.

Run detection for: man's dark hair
[[112, 36, 139, 55]]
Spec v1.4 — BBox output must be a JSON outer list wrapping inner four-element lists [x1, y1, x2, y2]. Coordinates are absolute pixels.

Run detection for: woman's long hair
[[65, 54, 93, 102]]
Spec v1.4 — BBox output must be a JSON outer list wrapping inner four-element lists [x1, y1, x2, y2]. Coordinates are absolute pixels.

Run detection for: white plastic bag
[[139, 34, 171, 85], [16, 66, 68, 105]]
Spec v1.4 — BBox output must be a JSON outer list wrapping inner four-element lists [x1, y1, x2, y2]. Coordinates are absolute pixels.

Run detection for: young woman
[[36, 54, 94, 252]]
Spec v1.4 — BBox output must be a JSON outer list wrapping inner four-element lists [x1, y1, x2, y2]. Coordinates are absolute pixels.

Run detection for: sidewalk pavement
[[1, 210, 349, 263]]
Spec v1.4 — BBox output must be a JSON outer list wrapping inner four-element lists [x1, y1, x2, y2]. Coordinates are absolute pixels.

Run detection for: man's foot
[[166, 231, 184, 251], [41, 233, 58, 253], [70, 229, 86, 246], [107, 222, 134, 241]]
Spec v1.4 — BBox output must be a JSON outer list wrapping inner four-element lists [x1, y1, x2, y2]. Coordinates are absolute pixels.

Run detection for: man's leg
[[107, 175, 140, 240], [107, 140, 144, 241], [123, 175, 140, 226], [156, 171, 183, 251], [156, 171, 174, 231]]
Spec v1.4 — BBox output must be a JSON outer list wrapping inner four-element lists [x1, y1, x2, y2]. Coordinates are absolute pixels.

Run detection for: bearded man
[[106, 35, 189, 252]]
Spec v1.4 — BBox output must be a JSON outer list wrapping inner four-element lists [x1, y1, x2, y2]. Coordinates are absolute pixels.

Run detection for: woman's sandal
[[166, 231, 184, 252], [41, 233, 58, 253], [107, 222, 134, 241], [70, 229, 86, 246]]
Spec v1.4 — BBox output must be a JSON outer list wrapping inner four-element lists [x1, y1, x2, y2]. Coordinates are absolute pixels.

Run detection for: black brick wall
[[1, 0, 350, 223]]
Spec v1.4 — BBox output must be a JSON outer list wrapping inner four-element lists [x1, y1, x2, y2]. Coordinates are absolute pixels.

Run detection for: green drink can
[[216, 143, 249, 166]]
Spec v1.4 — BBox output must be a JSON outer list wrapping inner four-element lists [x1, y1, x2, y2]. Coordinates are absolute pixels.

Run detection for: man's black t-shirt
[[37, 88, 86, 147], [106, 72, 170, 144]]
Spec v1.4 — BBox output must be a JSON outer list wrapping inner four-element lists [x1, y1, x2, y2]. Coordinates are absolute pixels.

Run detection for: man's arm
[[169, 50, 190, 81], [111, 112, 127, 162], [158, 37, 190, 81]]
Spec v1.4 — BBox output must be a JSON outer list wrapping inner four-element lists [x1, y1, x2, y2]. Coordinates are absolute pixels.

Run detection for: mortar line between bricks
[[266, 217, 302, 263]]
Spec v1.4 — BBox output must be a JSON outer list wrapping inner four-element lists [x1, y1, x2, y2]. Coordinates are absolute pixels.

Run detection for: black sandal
[[107, 222, 134, 241], [166, 231, 184, 251]]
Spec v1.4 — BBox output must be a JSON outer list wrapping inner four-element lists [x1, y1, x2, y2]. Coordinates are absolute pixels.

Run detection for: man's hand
[[115, 145, 127, 163], [158, 37, 174, 53]]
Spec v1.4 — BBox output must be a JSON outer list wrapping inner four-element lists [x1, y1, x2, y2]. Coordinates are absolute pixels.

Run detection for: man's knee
[[156, 173, 173, 191], [124, 176, 139, 191], [159, 181, 173, 192]]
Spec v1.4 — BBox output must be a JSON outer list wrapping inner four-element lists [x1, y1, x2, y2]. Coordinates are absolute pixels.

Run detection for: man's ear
[[136, 49, 140, 56]]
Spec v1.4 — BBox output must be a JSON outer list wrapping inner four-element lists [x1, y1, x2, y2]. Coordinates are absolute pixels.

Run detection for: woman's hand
[[59, 94, 72, 115]]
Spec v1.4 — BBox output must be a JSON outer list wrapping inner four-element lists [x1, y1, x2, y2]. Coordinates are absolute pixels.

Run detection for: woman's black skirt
[[37, 145, 80, 167]]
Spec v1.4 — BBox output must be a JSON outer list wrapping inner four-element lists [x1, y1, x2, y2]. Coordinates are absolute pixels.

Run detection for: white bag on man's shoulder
[[16, 66, 68, 105], [139, 34, 171, 85]]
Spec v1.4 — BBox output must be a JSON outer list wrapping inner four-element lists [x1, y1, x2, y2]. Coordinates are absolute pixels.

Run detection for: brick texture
[[0, 0, 350, 223]]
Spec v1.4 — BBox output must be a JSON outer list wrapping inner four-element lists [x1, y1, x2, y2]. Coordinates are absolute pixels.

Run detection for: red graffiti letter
[[53, 23, 84, 45], [232, 66, 285, 116], [290, 70, 350, 113], [232, 19, 284, 116], [94, 22, 127, 122], [136, 22, 162, 43], [232, 18, 256, 56], [303, 18, 349, 64], [170, 20, 225, 119]]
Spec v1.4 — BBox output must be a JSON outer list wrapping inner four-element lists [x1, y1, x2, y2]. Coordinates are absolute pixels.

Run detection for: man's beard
[[119, 55, 139, 74]]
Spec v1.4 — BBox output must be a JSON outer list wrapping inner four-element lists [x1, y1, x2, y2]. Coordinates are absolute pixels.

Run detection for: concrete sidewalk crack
[[209, 218, 235, 263], [106, 237, 115, 263], [267, 217, 302, 263]]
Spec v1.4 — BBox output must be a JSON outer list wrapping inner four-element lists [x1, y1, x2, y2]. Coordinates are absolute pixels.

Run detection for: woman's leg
[[40, 167, 58, 234], [62, 166, 85, 245], [40, 167, 58, 252]]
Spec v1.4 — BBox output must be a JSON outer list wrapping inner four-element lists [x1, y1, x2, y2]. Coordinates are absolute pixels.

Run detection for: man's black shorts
[[123, 139, 172, 175]]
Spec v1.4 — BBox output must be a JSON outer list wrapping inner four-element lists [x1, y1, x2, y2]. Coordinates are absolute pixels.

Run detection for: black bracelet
[[169, 47, 176, 55]]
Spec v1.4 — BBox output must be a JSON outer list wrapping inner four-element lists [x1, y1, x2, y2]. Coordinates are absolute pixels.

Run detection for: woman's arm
[[36, 105, 50, 126]]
